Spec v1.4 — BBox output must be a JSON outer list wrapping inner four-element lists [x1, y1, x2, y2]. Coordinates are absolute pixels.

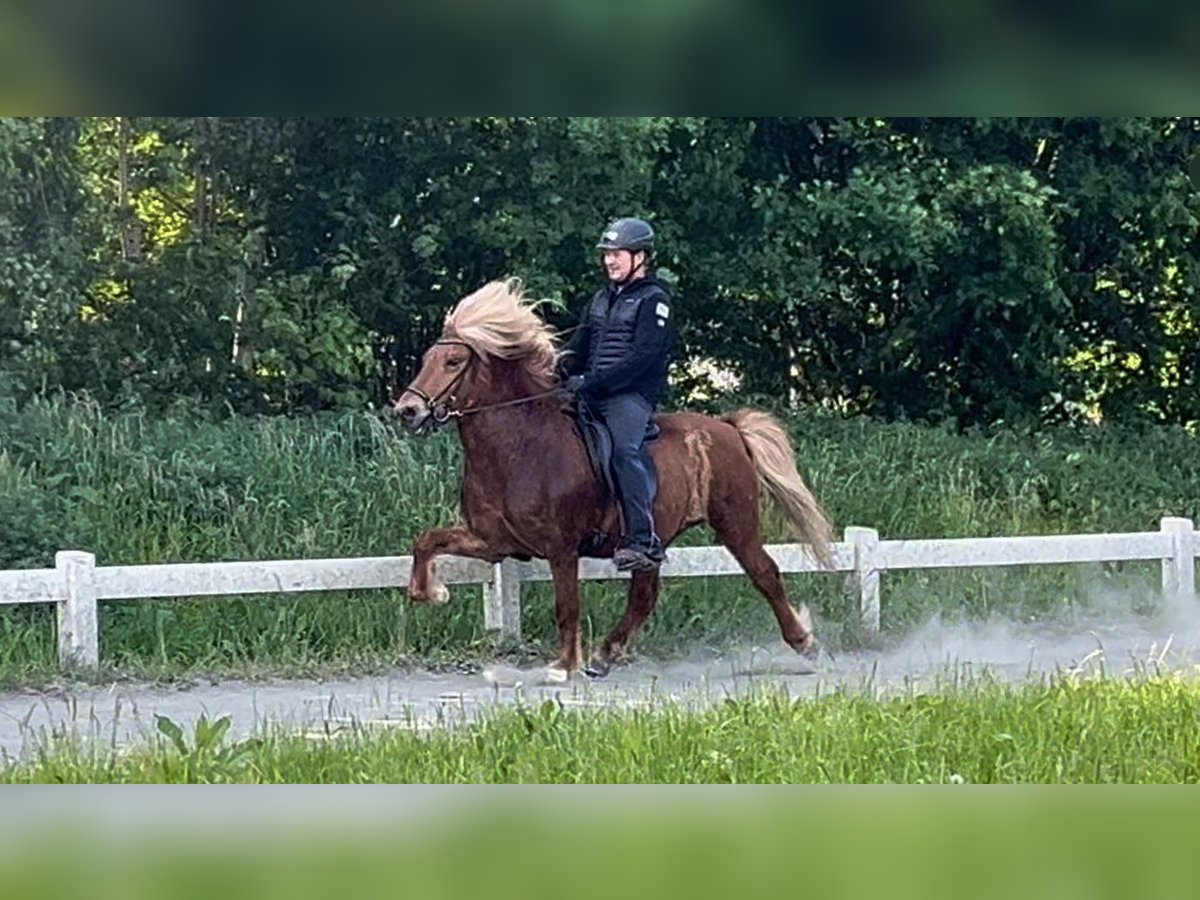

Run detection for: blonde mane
[[442, 277, 559, 387]]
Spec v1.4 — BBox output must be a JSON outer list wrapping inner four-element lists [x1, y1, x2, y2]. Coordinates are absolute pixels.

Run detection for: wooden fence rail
[[1, 518, 1194, 670]]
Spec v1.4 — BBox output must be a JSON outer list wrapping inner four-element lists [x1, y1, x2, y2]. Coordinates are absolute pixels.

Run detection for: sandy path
[[4, 599, 1199, 761]]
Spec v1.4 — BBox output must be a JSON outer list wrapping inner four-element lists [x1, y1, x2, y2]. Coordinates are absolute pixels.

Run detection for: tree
[[0, 117, 93, 399], [3, 117, 1199, 429]]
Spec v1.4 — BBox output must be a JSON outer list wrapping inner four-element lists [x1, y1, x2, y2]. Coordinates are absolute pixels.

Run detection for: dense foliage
[[3, 117, 1199, 428]]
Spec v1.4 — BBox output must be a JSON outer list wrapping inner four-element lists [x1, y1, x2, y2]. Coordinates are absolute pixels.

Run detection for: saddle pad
[[574, 400, 616, 497]]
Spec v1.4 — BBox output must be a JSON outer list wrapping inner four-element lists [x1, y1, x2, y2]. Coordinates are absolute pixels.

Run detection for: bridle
[[398, 339, 565, 430]]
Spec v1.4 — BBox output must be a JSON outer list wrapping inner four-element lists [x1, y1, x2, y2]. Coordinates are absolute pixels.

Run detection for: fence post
[[484, 559, 522, 641], [1161, 517, 1196, 601], [845, 527, 881, 634], [56, 551, 99, 670]]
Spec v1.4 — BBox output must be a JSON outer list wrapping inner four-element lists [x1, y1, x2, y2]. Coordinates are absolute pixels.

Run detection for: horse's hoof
[[541, 665, 571, 685], [789, 638, 817, 659], [408, 580, 449, 606], [583, 658, 611, 680], [789, 604, 816, 657]]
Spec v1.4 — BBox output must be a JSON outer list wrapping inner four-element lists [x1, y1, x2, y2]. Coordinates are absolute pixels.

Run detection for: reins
[[399, 339, 567, 426]]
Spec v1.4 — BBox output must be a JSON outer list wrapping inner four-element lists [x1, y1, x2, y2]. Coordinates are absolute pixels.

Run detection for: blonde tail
[[725, 409, 835, 568]]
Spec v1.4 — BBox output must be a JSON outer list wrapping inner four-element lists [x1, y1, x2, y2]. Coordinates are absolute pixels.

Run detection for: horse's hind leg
[[586, 570, 660, 678], [710, 504, 814, 654]]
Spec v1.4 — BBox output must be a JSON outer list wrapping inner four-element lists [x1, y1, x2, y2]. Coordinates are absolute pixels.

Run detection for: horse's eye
[[447, 358, 463, 369]]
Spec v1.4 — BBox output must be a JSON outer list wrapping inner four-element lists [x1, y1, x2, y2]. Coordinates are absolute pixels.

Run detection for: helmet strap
[[610, 249, 648, 286]]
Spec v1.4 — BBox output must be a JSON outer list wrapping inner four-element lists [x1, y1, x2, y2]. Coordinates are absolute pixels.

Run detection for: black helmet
[[596, 217, 655, 253]]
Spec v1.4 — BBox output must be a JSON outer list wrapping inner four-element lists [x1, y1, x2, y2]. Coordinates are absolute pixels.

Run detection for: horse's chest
[[459, 469, 538, 536]]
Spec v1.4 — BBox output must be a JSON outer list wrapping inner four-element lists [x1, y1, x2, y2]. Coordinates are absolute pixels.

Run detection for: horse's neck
[[455, 360, 574, 471], [457, 402, 574, 470]]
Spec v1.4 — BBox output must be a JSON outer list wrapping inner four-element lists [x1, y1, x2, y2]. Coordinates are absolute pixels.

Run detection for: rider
[[559, 216, 675, 572]]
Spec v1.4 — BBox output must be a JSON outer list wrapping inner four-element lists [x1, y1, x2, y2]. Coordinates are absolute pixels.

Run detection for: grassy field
[[1, 393, 1198, 682], [4, 673, 1199, 783]]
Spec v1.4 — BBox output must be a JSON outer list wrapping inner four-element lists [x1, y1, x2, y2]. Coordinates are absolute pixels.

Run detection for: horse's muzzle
[[393, 398, 432, 433]]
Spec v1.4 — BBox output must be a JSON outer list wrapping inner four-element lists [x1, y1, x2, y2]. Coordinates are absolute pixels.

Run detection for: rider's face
[[602, 249, 643, 283]]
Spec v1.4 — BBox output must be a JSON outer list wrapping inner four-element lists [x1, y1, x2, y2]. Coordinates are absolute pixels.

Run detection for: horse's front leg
[[409, 526, 499, 605], [544, 553, 583, 683]]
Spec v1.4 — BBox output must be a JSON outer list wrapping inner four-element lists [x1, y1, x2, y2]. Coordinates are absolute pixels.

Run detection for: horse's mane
[[442, 277, 559, 389]]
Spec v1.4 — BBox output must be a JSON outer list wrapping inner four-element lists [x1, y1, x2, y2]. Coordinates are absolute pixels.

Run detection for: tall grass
[[1, 394, 1198, 680], [5, 674, 1200, 783]]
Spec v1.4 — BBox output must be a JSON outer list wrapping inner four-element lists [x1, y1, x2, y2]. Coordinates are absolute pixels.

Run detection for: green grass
[[5, 673, 1200, 783], [0, 393, 1198, 682], [4, 782, 1200, 900]]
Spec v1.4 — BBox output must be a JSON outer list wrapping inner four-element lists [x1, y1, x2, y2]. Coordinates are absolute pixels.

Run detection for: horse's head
[[393, 339, 480, 433], [393, 278, 560, 433]]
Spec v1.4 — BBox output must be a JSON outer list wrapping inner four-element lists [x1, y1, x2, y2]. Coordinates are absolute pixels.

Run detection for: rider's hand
[[555, 350, 577, 380], [564, 375, 587, 395]]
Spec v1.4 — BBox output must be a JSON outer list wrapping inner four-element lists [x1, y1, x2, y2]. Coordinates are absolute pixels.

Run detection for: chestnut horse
[[394, 278, 835, 681]]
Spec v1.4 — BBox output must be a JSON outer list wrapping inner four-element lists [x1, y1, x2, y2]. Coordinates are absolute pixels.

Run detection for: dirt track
[[4, 596, 1199, 761]]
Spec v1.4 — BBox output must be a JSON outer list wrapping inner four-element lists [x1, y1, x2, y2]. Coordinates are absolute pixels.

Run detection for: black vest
[[584, 277, 672, 399]]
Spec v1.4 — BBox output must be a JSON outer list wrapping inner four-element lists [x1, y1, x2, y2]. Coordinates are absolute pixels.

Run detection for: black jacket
[[561, 276, 674, 405]]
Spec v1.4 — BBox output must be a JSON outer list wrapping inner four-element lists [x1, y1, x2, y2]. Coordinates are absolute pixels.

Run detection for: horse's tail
[[724, 409, 835, 568]]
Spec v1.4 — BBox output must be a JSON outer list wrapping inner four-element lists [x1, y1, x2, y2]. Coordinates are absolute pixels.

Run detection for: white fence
[[0, 517, 1196, 670]]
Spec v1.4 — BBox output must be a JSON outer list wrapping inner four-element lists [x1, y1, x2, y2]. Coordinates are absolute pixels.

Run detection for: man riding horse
[[394, 225, 832, 680], [559, 217, 675, 574]]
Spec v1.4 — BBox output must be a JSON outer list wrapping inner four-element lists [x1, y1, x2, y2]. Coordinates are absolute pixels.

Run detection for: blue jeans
[[594, 392, 660, 550]]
